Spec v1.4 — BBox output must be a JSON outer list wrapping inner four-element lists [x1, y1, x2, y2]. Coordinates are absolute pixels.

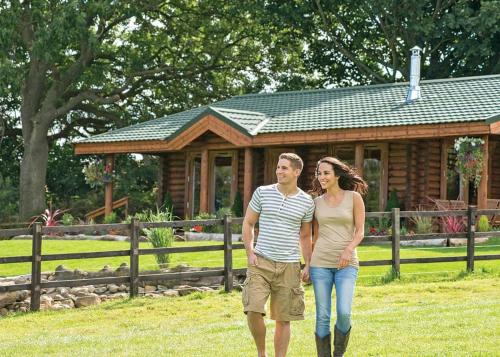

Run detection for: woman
[[309, 157, 367, 357]]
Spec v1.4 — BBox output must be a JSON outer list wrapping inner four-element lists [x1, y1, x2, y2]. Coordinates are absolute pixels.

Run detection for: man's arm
[[299, 221, 312, 281], [242, 207, 260, 266]]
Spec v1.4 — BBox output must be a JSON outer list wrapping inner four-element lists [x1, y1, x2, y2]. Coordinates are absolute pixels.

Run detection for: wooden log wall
[[237, 149, 244, 195], [300, 145, 329, 192], [491, 139, 500, 199], [254, 149, 265, 188], [161, 152, 186, 217], [387, 140, 442, 210], [387, 142, 409, 209]]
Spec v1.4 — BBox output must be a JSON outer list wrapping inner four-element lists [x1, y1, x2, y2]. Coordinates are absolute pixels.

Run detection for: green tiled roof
[[78, 74, 500, 143]]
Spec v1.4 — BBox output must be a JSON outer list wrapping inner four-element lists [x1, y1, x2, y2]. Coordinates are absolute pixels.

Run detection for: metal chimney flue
[[406, 46, 422, 103]]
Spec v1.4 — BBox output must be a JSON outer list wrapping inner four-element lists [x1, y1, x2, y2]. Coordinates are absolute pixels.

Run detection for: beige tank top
[[310, 191, 359, 268]]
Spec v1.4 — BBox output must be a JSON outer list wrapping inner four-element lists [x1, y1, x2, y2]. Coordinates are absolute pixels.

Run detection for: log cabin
[[74, 71, 500, 218]]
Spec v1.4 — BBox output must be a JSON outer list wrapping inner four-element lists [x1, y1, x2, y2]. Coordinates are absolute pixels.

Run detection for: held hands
[[301, 265, 310, 283], [337, 246, 353, 269]]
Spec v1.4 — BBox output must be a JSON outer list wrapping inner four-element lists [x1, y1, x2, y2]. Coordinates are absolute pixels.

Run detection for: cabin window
[[446, 147, 461, 200], [212, 155, 233, 212]]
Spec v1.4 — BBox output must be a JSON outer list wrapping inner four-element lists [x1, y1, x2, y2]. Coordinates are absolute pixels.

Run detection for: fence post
[[391, 208, 400, 277], [223, 214, 233, 292], [30, 222, 42, 312], [466, 205, 476, 272], [130, 218, 140, 297]]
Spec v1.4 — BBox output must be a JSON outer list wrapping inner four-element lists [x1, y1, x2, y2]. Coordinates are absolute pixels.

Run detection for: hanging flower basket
[[454, 137, 484, 188], [83, 160, 115, 187]]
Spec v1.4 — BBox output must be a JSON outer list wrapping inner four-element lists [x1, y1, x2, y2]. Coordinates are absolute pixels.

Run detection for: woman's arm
[[337, 192, 365, 268]]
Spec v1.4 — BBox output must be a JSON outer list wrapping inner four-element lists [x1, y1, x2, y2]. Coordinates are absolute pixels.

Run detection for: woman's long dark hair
[[309, 156, 368, 198]]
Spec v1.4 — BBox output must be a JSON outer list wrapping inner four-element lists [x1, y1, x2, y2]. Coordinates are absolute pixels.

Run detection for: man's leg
[[247, 311, 267, 357], [274, 320, 291, 357]]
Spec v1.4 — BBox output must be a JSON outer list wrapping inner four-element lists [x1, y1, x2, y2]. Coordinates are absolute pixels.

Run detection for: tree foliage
[[266, 0, 500, 86]]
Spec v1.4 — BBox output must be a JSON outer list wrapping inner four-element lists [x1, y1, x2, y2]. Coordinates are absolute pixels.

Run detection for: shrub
[[62, 213, 75, 226], [143, 209, 175, 268], [385, 189, 401, 211], [477, 215, 490, 232], [103, 212, 118, 224], [441, 216, 465, 233], [231, 191, 243, 218], [411, 216, 433, 234], [194, 212, 221, 233], [162, 191, 173, 213]]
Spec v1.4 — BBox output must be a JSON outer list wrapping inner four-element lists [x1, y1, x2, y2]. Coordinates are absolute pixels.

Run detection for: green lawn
[[1, 238, 499, 285], [0, 276, 498, 356]]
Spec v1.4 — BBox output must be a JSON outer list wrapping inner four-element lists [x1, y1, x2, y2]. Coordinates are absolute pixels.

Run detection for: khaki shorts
[[242, 254, 305, 321]]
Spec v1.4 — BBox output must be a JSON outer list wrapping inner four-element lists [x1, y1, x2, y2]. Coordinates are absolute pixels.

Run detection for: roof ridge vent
[[406, 46, 422, 103]]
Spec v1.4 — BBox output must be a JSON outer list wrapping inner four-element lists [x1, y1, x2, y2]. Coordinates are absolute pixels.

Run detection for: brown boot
[[314, 333, 331, 357], [333, 326, 350, 357]]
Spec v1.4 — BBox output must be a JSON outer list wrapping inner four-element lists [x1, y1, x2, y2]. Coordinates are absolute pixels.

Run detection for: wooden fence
[[1, 207, 500, 312]]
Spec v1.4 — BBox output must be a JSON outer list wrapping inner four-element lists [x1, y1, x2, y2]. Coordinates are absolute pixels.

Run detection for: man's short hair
[[279, 153, 303, 171]]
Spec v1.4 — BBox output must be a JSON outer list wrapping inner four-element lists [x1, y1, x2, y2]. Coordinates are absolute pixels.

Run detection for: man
[[242, 153, 314, 357]]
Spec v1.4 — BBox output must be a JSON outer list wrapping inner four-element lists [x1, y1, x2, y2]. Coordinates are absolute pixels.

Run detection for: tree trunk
[[19, 128, 49, 219]]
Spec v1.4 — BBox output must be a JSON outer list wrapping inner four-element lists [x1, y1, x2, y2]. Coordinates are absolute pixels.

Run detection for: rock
[[0, 292, 17, 308], [118, 284, 127, 292], [14, 277, 28, 285], [145, 293, 162, 298], [449, 237, 489, 246], [163, 290, 179, 297], [400, 239, 446, 247], [144, 285, 156, 293], [56, 287, 69, 295], [55, 265, 68, 272], [107, 284, 119, 293], [94, 287, 107, 294], [85, 285, 96, 294], [0, 308, 9, 316], [176, 286, 200, 296], [46, 288, 56, 294], [16, 290, 29, 302], [60, 299, 75, 308], [70, 287, 90, 296], [115, 263, 130, 275], [40, 295, 53, 310], [108, 293, 127, 300], [138, 287, 145, 294], [74, 294, 101, 308], [51, 294, 65, 302]]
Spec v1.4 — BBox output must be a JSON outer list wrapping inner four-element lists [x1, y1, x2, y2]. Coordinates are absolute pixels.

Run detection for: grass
[[0, 276, 498, 356], [1, 238, 499, 285]]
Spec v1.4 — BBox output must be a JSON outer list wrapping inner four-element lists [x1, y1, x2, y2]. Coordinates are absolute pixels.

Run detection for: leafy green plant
[[477, 215, 490, 232], [143, 209, 175, 268], [29, 206, 69, 227], [162, 191, 174, 213], [62, 213, 75, 226], [103, 212, 118, 224], [411, 216, 433, 234], [385, 189, 401, 211], [442, 216, 465, 233], [194, 212, 221, 233]]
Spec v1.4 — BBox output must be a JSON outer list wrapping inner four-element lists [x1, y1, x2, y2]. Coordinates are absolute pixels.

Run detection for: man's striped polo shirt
[[248, 184, 315, 262]]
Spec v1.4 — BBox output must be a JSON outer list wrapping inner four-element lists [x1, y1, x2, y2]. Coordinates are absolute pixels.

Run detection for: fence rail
[[1, 207, 500, 311]]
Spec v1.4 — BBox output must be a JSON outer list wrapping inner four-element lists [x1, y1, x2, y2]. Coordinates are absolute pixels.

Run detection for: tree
[[0, 0, 301, 218], [267, 0, 500, 86]]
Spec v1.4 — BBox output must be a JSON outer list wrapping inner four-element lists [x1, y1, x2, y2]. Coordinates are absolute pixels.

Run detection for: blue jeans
[[310, 266, 358, 338]]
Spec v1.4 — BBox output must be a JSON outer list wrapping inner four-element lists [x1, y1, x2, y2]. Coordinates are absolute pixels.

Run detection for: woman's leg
[[310, 267, 335, 338], [333, 266, 358, 334]]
